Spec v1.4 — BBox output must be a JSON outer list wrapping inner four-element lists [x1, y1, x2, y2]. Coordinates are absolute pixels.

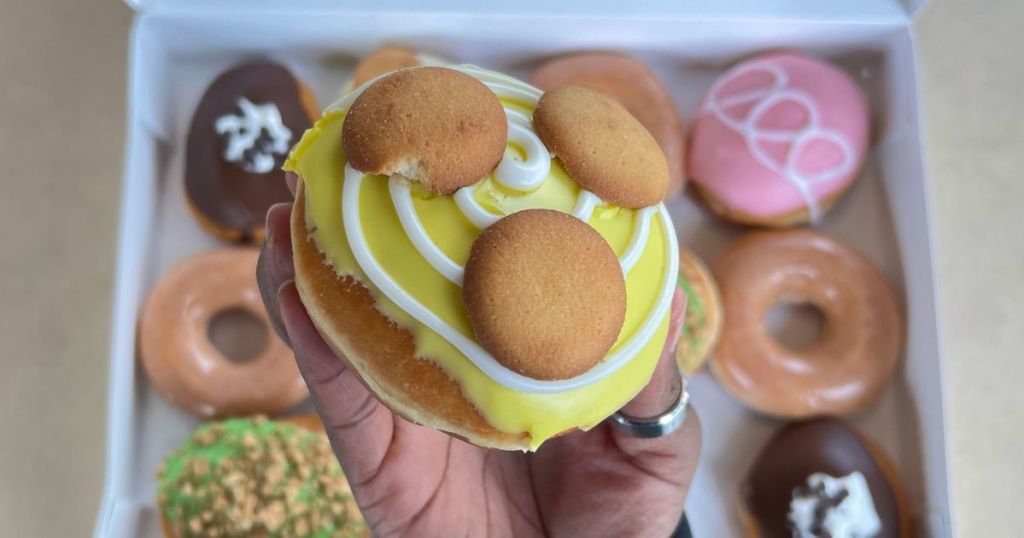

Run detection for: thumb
[[277, 281, 396, 489]]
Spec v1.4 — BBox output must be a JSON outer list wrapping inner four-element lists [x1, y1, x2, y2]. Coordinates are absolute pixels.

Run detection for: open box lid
[[124, 0, 928, 24]]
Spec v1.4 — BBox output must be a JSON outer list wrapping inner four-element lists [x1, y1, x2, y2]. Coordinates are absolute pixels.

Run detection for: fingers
[[277, 281, 397, 489], [608, 287, 701, 491], [619, 287, 686, 419], [257, 202, 295, 343], [611, 405, 703, 495], [286, 171, 298, 197]]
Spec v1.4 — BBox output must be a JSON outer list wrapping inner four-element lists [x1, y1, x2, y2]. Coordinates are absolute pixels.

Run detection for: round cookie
[[342, 66, 507, 194], [739, 418, 910, 538], [533, 85, 669, 208], [186, 61, 317, 243], [688, 52, 869, 226], [352, 45, 422, 88], [674, 247, 722, 374], [463, 209, 626, 380], [531, 51, 687, 198]]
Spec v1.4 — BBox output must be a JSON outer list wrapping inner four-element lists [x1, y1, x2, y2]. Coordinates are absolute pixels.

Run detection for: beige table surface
[[1, 1, 1021, 536]]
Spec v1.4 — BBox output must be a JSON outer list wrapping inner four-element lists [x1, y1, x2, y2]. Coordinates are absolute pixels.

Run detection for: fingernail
[[668, 326, 682, 355], [671, 287, 684, 323], [274, 280, 297, 346], [277, 279, 295, 300], [264, 214, 275, 247]]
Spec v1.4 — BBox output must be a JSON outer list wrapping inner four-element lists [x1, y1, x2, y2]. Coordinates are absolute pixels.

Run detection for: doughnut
[[352, 45, 422, 89], [531, 52, 687, 198], [185, 61, 318, 243], [674, 247, 722, 374], [157, 415, 367, 538], [285, 65, 679, 450], [689, 52, 869, 226], [139, 250, 307, 418], [739, 418, 910, 538], [710, 230, 902, 417], [341, 45, 449, 96]]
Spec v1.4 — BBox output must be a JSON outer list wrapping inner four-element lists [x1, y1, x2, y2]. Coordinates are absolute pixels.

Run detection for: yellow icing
[[285, 105, 671, 450]]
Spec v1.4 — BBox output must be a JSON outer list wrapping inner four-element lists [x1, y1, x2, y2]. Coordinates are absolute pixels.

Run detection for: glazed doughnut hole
[[763, 300, 827, 351], [207, 306, 269, 363]]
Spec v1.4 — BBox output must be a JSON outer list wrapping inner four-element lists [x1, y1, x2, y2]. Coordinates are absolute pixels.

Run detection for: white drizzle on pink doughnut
[[703, 61, 856, 221], [691, 53, 869, 222]]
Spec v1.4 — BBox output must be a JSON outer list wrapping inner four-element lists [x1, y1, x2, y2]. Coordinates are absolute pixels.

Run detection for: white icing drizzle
[[389, 178, 464, 285], [789, 472, 882, 538], [215, 97, 292, 174], [346, 166, 678, 394], [453, 188, 501, 229], [460, 65, 544, 106], [620, 208, 657, 275], [703, 61, 856, 222], [413, 52, 449, 67], [400, 180, 654, 284], [332, 65, 678, 393], [571, 190, 601, 222], [494, 108, 551, 191], [455, 186, 607, 231]]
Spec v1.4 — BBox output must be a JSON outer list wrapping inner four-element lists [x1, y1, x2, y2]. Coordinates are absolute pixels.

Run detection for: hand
[[257, 177, 701, 537]]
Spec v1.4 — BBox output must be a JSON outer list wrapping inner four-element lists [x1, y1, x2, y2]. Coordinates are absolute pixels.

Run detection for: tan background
[[1, 1, 1020, 536]]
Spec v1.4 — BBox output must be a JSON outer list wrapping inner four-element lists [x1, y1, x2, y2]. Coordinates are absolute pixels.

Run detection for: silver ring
[[609, 377, 689, 438]]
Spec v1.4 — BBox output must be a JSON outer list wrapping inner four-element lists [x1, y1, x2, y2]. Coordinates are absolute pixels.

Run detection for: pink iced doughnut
[[689, 52, 869, 226]]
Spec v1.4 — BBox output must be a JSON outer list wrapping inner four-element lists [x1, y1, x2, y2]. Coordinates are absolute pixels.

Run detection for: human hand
[[257, 177, 701, 537]]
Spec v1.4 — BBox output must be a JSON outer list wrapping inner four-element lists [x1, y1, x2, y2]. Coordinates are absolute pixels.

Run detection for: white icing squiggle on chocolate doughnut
[[703, 62, 856, 221], [336, 65, 678, 393], [789, 472, 882, 538], [215, 97, 292, 174]]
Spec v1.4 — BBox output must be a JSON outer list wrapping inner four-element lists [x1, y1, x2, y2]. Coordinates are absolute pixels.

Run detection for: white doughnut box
[[96, 0, 950, 536]]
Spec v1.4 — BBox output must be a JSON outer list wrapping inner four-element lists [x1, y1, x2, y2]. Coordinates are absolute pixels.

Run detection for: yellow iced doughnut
[[286, 65, 680, 450]]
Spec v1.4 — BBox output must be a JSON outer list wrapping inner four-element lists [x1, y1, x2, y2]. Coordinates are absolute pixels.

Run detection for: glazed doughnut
[[711, 230, 902, 417], [674, 246, 722, 374], [351, 45, 423, 89], [185, 61, 318, 243], [139, 250, 307, 418], [739, 418, 910, 538], [531, 51, 687, 198], [341, 45, 450, 96], [157, 415, 367, 538], [689, 52, 869, 226]]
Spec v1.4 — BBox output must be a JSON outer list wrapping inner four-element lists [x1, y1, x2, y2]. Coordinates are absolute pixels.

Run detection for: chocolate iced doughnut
[[740, 419, 910, 538], [185, 61, 317, 243]]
